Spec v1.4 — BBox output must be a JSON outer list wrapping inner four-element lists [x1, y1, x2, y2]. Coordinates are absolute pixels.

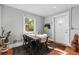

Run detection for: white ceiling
[[5, 4, 78, 17]]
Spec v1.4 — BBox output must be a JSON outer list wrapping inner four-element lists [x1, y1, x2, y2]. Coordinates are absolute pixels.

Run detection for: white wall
[[44, 16, 54, 40], [0, 5, 1, 35], [1, 5, 44, 48], [70, 6, 79, 43], [72, 6, 79, 28]]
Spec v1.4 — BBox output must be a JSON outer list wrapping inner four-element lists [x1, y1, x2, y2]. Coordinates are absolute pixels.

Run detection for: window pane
[[25, 18, 34, 32]]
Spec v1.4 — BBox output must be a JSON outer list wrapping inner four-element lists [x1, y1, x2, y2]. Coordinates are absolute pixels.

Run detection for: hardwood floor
[[0, 48, 13, 55], [48, 40, 66, 50], [1, 40, 79, 55], [48, 40, 79, 55]]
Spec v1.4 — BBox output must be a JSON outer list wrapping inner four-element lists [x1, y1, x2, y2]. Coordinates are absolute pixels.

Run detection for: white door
[[54, 12, 69, 45]]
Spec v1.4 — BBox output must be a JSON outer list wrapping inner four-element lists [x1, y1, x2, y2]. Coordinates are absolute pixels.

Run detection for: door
[[54, 12, 69, 45]]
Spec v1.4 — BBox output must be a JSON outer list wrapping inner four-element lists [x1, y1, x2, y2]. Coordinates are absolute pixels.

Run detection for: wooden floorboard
[[48, 40, 66, 50]]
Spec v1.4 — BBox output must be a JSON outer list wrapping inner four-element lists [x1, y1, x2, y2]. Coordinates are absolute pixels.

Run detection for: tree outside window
[[25, 18, 34, 32]]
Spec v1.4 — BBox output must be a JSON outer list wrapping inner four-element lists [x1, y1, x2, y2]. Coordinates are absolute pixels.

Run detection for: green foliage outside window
[[25, 18, 34, 31]]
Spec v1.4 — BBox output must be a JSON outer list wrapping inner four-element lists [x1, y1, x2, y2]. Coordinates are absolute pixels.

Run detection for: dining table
[[26, 34, 41, 42]]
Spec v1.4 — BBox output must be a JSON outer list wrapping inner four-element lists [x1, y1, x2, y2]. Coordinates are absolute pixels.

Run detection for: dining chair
[[23, 34, 28, 45], [40, 37, 49, 51], [23, 34, 30, 54]]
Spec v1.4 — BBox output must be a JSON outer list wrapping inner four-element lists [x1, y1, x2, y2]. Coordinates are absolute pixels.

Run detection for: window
[[24, 17, 35, 33]]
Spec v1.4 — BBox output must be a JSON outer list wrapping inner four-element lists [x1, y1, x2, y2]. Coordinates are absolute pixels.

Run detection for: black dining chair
[[23, 34, 28, 45], [40, 37, 49, 52], [45, 37, 54, 51], [23, 34, 30, 54], [45, 37, 49, 50], [30, 39, 38, 55]]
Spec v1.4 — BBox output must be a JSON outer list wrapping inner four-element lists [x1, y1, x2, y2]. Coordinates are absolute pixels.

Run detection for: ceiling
[[5, 4, 78, 17]]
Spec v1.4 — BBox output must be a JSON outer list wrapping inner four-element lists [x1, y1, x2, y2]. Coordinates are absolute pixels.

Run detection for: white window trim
[[23, 16, 36, 34]]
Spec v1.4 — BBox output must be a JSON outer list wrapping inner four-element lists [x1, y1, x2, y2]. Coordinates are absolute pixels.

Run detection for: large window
[[24, 17, 35, 33]]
